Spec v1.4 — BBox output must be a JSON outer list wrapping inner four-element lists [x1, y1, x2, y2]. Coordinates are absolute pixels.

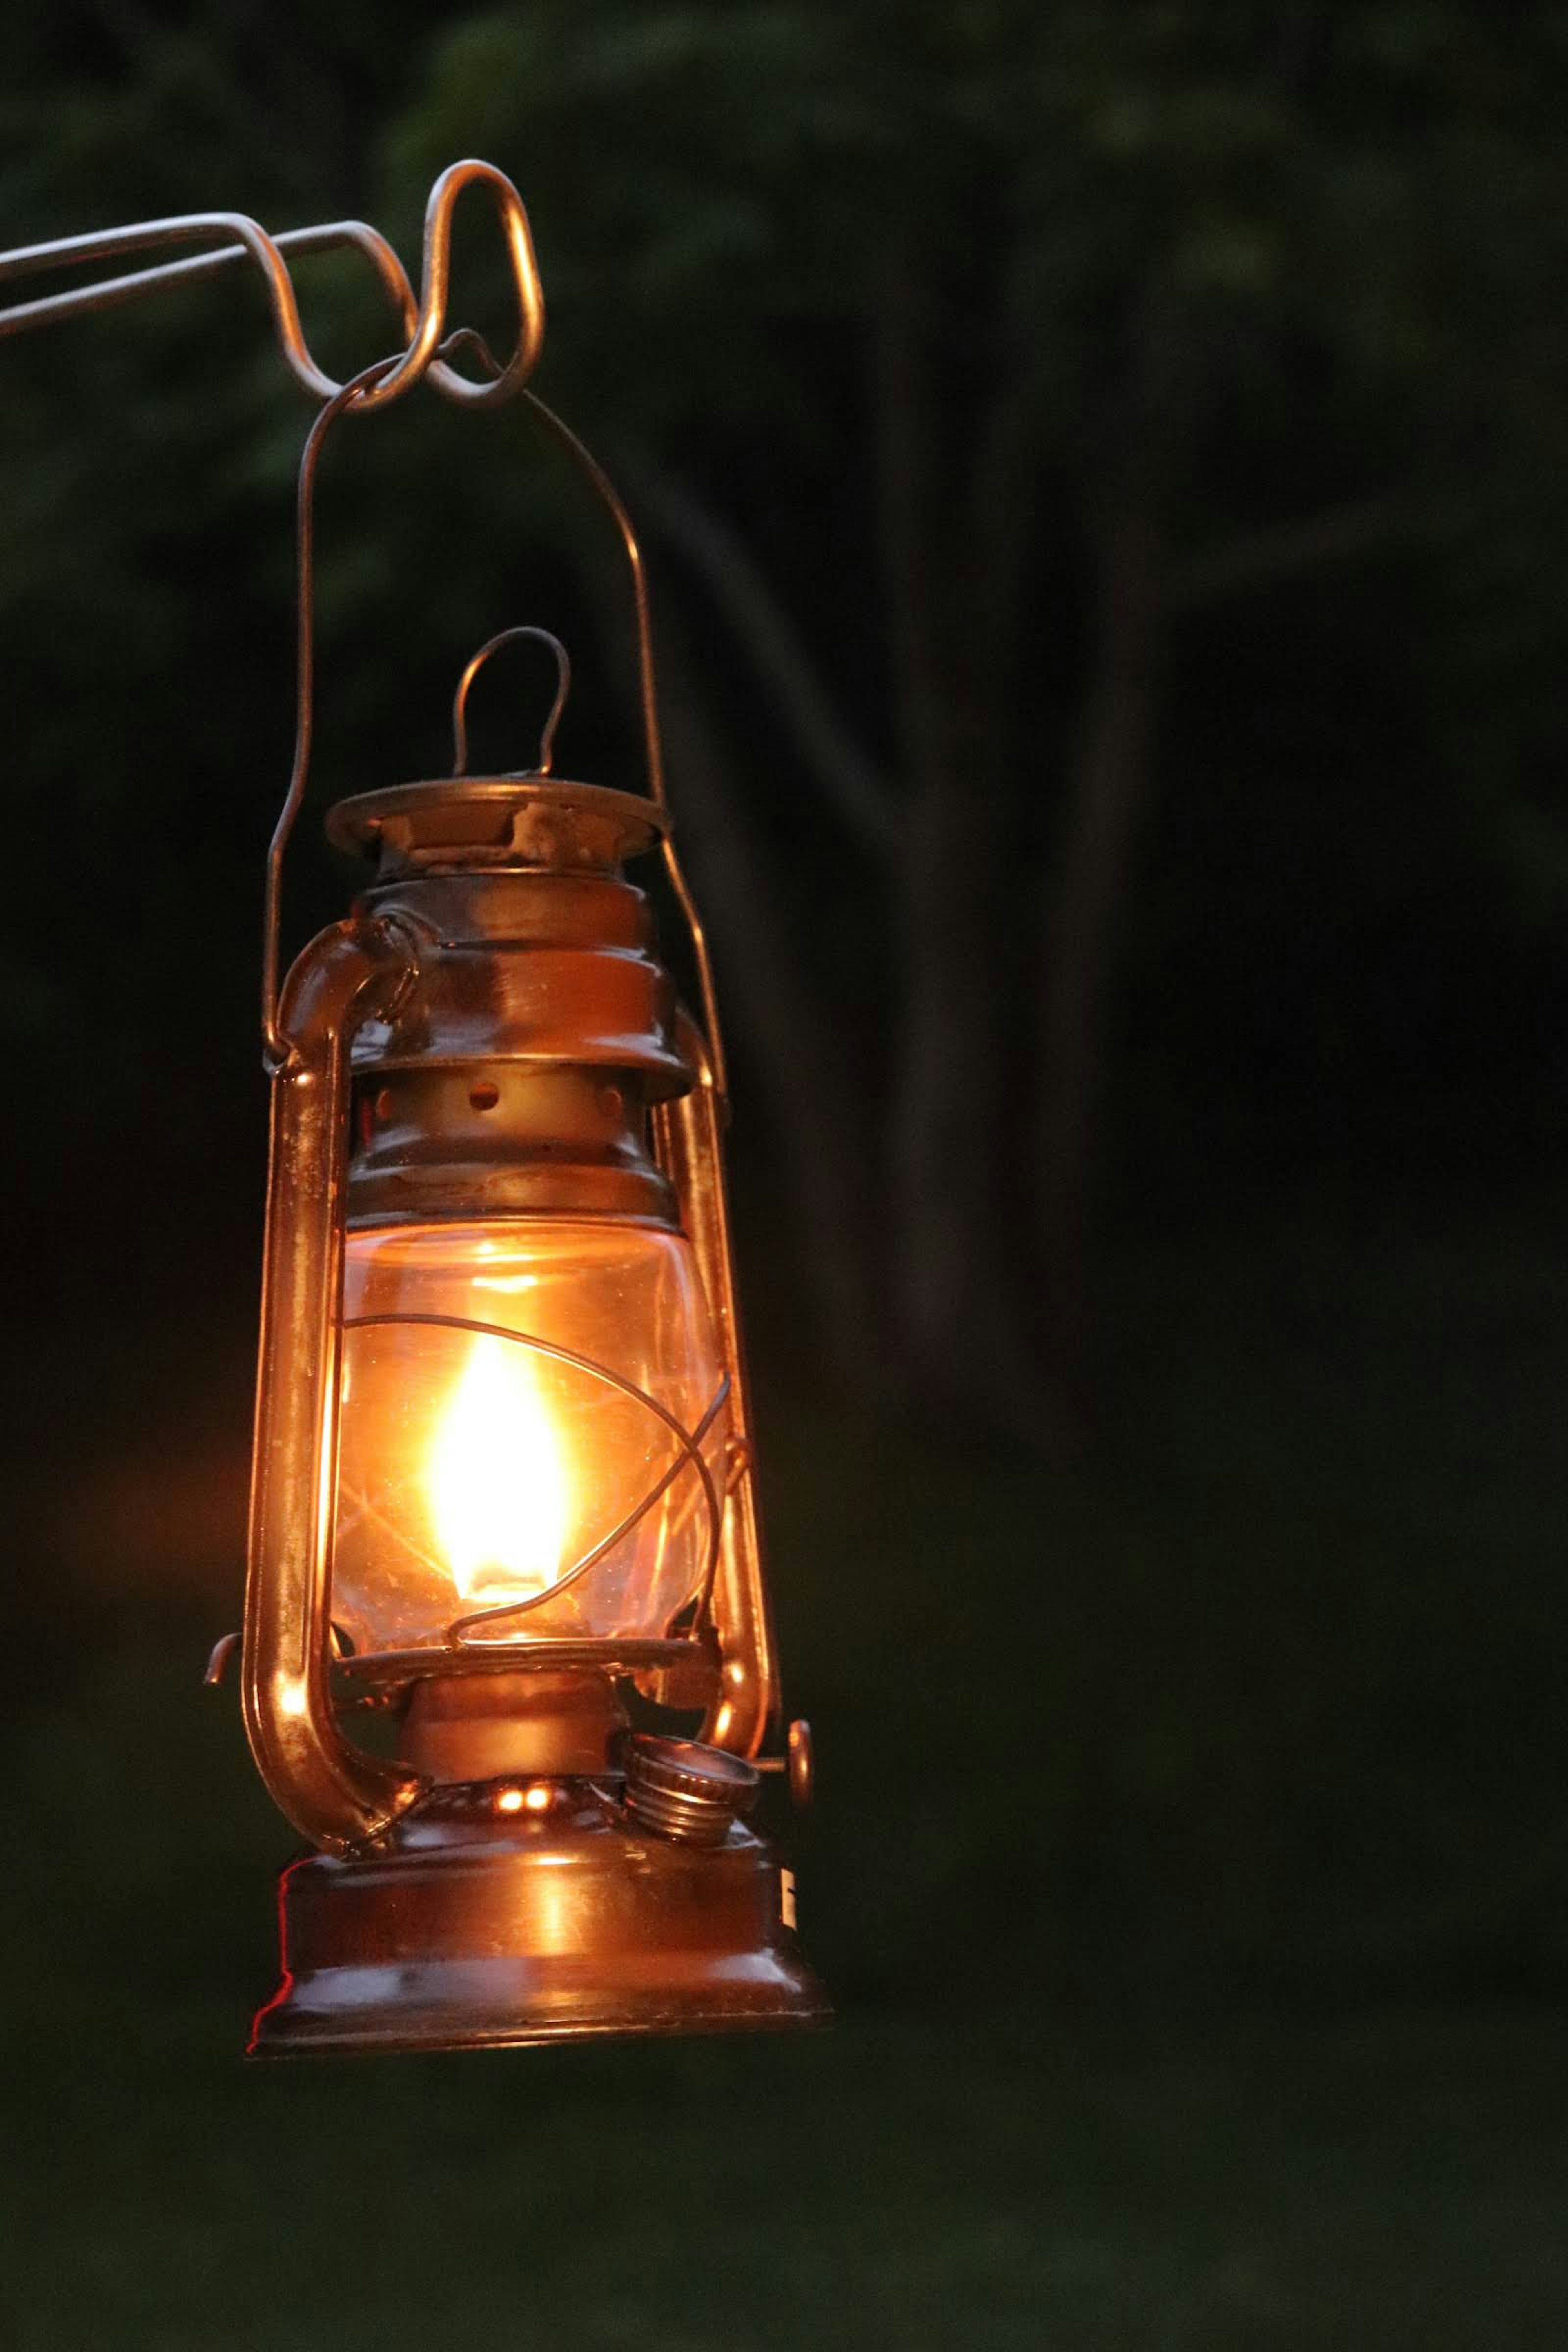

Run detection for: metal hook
[[0, 157, 544, 415], [354, 159, 545, 413], [451, 625, 572, 778]]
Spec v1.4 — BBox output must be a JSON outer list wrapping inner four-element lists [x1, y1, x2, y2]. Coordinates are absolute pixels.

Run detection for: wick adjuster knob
[[622, 1734, 760, 1847]]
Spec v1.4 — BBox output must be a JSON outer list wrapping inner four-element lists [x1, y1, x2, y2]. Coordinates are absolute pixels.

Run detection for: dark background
[[4, 6, 1568, 2346]]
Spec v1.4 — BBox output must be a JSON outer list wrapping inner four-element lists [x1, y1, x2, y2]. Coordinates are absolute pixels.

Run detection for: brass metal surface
[[329, 776, 666, 872], [348, 1064, 679, 1227], [787, 1717, 816, 1811], [250, 1780, 828, 2056], [622, 1734, 760, 1847], [246, 796, 781, 1838], [345, 870, 686, 1080], [243, 915, 429, 1853], [337, 840, 690, 1228], [404, 1672, 626, 1781], [332, 1634, 718, 1695]]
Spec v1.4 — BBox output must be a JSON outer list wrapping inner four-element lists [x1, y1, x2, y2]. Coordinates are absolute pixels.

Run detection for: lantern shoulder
[[327, 775, 666, 880]]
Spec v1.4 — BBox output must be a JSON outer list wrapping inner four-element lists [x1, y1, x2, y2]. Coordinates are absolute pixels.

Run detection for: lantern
[[0, 160, 827, 2055]]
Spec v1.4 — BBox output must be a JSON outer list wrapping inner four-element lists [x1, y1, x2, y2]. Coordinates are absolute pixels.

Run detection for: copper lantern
[[0, 160, 828, 2056]]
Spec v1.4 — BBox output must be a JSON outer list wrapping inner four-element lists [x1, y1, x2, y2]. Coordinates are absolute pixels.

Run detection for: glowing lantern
[[0, 160, 825, 2054], [234, 608, 827, 2054]]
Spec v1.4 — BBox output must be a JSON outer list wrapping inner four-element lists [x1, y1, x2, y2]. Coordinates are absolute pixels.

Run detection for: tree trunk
[[874, 258, 996, 1409], [1035, 453, 1170, 1390], [875, 250, 1058, 1435]]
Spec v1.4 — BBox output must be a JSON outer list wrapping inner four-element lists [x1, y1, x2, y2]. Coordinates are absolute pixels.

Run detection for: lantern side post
[[653, 1012, 780, 1760], [243, 914, 428, 1854]]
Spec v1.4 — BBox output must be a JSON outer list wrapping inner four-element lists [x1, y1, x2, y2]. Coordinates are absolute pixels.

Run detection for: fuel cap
[[622, 1733, 760, 1846]]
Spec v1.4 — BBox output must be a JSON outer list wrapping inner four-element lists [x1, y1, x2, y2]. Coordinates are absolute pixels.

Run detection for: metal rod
[[0, 159, 545, 412], [244, 916, 429, 1853], [652, 1011, 777, 1757], [0, 217, 414, 387]]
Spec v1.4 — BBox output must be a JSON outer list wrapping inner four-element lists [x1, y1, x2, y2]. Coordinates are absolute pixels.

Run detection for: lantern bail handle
[[262, 317, 731, 1105], [451, 625, 571, 778]]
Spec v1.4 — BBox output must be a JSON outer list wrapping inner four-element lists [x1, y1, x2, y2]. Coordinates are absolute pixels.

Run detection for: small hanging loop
[[451, 624, 572, 778]]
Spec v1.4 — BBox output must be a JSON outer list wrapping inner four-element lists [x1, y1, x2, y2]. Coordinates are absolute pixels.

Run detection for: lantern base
[[248, 1777, 829, 2056]]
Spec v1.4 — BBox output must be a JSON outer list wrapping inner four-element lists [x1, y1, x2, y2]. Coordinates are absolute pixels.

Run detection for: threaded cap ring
[[622, 1734, 760, 1847]]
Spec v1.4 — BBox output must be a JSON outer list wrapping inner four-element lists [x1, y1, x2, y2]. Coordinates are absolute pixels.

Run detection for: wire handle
[[262, 353, 401, 1065], [262, 367, 733, 1102], [1, 155, 728, 1089], [451, 625, 572, 777]]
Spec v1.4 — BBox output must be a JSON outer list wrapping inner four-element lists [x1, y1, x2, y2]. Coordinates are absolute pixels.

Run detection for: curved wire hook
[[452, 624, 572, 777], [0, 158, 544, 414], [360, 160, 545, 412]]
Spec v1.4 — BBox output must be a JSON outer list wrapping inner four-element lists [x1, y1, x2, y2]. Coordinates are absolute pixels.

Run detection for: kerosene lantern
[[237, 601, 826, 2053], [0, 159, 826, 2055]]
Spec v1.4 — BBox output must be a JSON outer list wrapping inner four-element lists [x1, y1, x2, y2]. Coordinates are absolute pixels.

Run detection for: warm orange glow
[[494, 1781, 553, 1818], [335, 1220, 728, 1656], [424, 1333, 571, 1609]]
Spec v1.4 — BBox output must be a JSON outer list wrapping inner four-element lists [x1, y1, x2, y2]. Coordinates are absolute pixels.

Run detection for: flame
[[424, 1332, 571, 1607]]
